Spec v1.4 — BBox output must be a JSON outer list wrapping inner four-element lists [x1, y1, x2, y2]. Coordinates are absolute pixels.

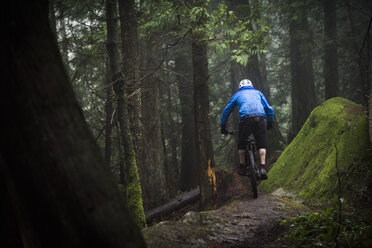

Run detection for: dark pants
[[238, 116, 267, 150]]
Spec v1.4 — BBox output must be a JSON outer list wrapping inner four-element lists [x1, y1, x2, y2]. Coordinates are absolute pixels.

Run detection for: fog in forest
[[1, 0, 371, 247]]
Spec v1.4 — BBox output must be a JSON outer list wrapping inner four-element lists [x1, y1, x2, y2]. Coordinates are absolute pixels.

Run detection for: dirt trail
[[142, 192, 308, 248]]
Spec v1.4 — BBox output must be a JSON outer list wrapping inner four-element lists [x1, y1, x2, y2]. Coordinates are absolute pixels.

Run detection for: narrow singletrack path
[[142, 192, 308, 248]]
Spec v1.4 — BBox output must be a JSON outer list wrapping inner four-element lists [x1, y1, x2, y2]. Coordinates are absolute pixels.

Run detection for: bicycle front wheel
[[248, 150, 258, 198]]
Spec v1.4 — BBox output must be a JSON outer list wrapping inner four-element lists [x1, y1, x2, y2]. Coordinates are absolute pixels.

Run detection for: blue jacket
[[220, 86, 274, 126]]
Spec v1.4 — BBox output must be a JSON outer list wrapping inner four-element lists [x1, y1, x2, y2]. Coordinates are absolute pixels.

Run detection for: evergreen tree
[[105, 0, 120, 169], [139, 37, 169, 209], [116, 0, 146, 228], [191, 0, 218, 211], [288, 0, 316, 138], [323, 0, 339, 99]]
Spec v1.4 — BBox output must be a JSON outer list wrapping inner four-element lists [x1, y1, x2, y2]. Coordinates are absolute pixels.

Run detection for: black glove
[[221, 125, 228, 135], [267, 121, 273, 130]]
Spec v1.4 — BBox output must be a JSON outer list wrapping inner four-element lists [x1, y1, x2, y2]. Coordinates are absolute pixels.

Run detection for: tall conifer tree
[[191, 0, 217, 211], [288, 0, 316, 137]]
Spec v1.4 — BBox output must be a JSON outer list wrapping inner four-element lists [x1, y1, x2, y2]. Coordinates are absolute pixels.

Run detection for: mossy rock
[[260, 97, 371, 207]]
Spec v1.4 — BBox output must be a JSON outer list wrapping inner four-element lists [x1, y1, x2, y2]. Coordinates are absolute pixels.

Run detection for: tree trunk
[[259, 53, 270, 98], [364, 19, 372, 148], [105, 0, 120, 169], [243, 53, 264, 92], [176, 49, 198, 192], [139, 39, 168, 209], [118, 0, 141, 152], [226, 0, 245, 167], [289, 2, 317, 138], [229, 60, 240, 166], [229, 0, 265, 94], [59, 10, 70, 70], [0, 1, 145, 246], [48, 0, 57, 36], [370, 78, 372, 149], [323, 0, 339, 100], [258, 53, 286, 161], [116, 0, 146, 228], [104, 63, 114, 169], [191, 0, 217, 211], [0, 167, 23, 248], [159, 79, 180, 198], [166, 86, 181, 197], [159, 86, 168, 186], [346, 3, 370, 105]]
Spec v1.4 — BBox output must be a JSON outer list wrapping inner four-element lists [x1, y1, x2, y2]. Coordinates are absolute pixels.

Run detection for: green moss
[[126, 154, 146, 229], [277, 197, 310, 214], [260, 97, 370, 207]]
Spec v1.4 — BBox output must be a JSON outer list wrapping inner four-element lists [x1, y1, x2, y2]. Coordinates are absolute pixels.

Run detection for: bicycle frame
[[245, 137, 259, 198], [246, 138, 260, 169], [226, 130, 259, 198]]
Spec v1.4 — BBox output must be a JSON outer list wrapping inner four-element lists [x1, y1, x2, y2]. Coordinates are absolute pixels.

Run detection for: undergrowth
[[273, 203, 372, 248]]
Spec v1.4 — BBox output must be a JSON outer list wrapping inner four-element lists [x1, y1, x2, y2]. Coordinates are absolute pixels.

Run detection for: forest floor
[[142, 172, 309, 248]]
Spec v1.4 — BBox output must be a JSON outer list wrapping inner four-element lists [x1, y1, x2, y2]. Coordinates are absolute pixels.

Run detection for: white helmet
[[239, 79, 253, 88]]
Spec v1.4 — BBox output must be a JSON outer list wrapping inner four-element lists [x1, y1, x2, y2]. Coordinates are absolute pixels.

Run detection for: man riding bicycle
[[220, 79, 274, 179]]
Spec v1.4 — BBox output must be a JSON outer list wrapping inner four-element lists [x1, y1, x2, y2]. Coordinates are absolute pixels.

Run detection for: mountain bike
[[227, 130, 260, 198]]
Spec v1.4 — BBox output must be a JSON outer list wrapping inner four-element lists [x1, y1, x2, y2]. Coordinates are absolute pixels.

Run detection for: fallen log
[[145, 187, 200, 223]]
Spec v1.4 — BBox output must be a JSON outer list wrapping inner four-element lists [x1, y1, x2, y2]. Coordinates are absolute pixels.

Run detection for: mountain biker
[[220, 79, 274, 179]]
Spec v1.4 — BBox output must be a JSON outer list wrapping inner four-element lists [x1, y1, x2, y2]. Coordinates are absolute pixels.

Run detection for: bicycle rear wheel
[[247, 150, 258, 198]]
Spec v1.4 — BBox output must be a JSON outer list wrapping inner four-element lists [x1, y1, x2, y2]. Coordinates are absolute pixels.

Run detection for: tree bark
[[191, 0, 217, 211], [0, 1, 146, 246], [58, 9, 70, 70], [229, 0, 266, 95], [346, 2, 370, 105], [116, 0, 146, 228], [226, 0, 246, 166], [105, 0, 120, 169], [243, 53, 264, 92], [364, 19, 372, 148], [104, 66, 114, 169], [259, 53, 270, 98], [323, 0, 339, 100], [176, 49, 198, 192], [139, 39, 168, 209], [370, 81, 372, 149], [118, 0, 141, 152], [258, 52, 287, 160], [158, 78, 181, 198], [165, 86, 181, 197], [288, 1, 317, 138], [48, 0, 57, 36], [229, 60, 241, 166], [0, 163, 23, 248]]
